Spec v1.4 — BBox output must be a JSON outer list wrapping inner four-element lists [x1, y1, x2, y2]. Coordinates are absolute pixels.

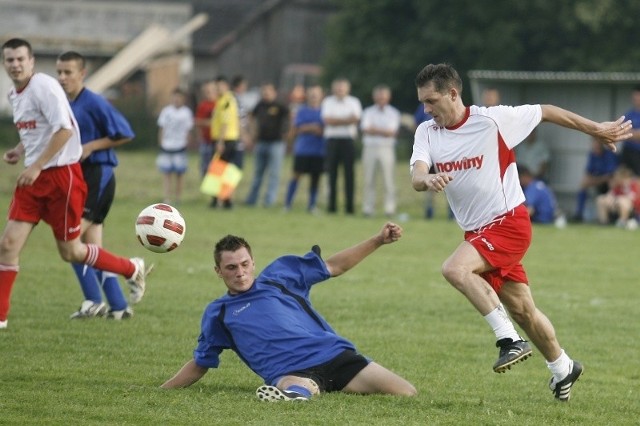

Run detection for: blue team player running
[[56, 51, 147, 319], [161, 222, 417, 401]]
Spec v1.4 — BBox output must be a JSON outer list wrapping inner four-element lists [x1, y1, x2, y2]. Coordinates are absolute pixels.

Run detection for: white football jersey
[[8, 73, 81, 168], [410, 104, 542, 230]]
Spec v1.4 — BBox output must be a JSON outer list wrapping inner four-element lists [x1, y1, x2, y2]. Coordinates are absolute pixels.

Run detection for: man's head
[[306, 84, 324, 107], [214, 235, 256, 294], [260, 83, 277, 102], [331, 77, 351, 98], [517, 164, 534, 187], [372, 84, 391, 107], [232, 75, 247, 94], [415, 63, 464, 127], [481, 88, 501, 107], [216, 75, 230, 94], [170, 88, 187, 107], [56, 51, 86, 100], [200, 80, 217, 101], [2, 38, 35, 90]]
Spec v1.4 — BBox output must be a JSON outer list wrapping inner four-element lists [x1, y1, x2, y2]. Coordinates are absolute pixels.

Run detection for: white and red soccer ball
[[135, 203, 186, 253]]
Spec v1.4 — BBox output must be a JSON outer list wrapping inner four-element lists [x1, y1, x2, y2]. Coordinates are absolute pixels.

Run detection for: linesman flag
[[200, 155, 242, 199]]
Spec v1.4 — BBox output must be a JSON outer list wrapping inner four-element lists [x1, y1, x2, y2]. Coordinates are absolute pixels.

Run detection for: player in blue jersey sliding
[[56, 51, 146, 319], [161, 222, 417, 401]]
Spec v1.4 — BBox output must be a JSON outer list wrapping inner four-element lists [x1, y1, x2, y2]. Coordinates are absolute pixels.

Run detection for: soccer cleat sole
[[493, 350, 533, 373], [256, 385, 308, 402]]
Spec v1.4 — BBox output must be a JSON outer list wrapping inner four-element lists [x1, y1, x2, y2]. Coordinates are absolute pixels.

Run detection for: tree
[[322, 0, 640, 111]]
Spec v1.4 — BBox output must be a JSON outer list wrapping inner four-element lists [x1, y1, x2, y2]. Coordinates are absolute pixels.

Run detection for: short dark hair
[[214, 235, 253, 267], [57, 51, 86, 69], [215, 75, 228, 84], [2, 38, 32, 56], [415, 63, 462, 94], [231, 75, 246, 89]]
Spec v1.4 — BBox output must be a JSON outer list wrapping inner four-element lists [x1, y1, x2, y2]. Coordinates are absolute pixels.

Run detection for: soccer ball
[[135, 203, 186, 253]]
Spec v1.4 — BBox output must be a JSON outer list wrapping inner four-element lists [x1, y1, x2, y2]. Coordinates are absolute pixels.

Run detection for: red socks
[[83, 244, 135, 279], [0, 265, 19, 321]]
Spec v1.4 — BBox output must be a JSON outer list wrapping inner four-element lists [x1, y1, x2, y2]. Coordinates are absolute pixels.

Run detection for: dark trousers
[[326, 137, 355, 214]]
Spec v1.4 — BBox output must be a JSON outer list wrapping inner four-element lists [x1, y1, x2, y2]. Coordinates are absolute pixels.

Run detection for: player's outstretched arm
[[541, 105, 633, 151], [161, 358, 208, 389], [325, 222, 402, 277]]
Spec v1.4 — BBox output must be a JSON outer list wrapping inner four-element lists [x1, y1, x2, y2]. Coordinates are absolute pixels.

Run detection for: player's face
[[56, 59, 85, 99], [2, 46, 35, 89], [215, 248, 256, 294], [417, 83, 459, 127]]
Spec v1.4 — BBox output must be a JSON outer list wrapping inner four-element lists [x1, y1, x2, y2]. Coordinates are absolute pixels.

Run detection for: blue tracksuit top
[[193, 249, 357, 385]]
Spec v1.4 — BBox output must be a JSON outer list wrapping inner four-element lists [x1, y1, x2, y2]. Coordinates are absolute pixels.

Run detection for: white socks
[[484, 304, 521, 342], [547, 350, 572, 382]]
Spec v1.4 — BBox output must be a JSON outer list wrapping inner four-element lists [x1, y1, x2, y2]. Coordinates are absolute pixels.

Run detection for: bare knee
[[57, 241, 86, 263], [441, 260, 468, 290]]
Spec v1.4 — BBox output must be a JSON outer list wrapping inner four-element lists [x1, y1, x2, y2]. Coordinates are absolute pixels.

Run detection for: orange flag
[[200, 155, 243, 199]]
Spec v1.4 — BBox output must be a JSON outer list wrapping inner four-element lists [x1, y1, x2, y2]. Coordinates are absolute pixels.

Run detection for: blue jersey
[[293, 106, 325, 157], [70, 88, 134, 166], [194, 250, 357, 385], [622, 108, 640, 152], [523, 179, 556, 224], [586, 149, 619, 176]]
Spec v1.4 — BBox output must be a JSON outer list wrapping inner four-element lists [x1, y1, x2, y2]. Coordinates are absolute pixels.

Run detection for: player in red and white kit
[[0, 38, 150, 330], [410, 63, 632, 401]]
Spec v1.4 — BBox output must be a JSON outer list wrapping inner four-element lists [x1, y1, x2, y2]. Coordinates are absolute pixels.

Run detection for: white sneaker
[[69, 300, 107, 319], [0, 319, 7, 329], [127, 258, 154, 304], [106, 307, 134, 320], [626, 218, 638, 231]]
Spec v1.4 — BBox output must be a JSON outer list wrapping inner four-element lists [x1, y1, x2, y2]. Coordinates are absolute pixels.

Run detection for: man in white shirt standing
[[410, 63, 632, 401], [360, 85, 401, 217], [321, 78, 362, 214], [0, 38, 149, 330]]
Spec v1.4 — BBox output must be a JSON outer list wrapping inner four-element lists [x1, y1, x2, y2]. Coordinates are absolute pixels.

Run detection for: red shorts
[[464, 204, 531, 293], [8, 163, 87, 241]]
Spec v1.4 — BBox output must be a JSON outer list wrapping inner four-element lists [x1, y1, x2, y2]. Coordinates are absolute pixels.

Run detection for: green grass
[[0, 151, 639, 425]]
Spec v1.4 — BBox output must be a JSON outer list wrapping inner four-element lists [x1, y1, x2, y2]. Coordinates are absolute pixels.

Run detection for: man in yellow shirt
[[210, 76, 241, 209]]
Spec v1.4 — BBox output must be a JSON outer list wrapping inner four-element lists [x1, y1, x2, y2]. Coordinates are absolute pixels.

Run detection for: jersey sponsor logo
[[16, 120, 37, 130], [68, 224, 81, 234], [480, 237, 495, 251], [435, 155, 484, 173], [233, 302, 251, 316]]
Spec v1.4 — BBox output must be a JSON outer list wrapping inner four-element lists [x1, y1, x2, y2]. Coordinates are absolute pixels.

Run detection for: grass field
[[0, 151, 639, 425]]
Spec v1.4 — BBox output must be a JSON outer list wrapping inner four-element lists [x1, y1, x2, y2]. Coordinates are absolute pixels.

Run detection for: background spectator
[[360, 84, 401, 217], [156, 88, 193, 205], [619, 85, 640, 176], [595, 166, 640, 230], [572, 137, 619, 222], [245, 83, 290, 207], [321, 77, 362, 215], [518, 164, 560, 225], [515, 128, 551, 181], [284, 85, 325, 213]]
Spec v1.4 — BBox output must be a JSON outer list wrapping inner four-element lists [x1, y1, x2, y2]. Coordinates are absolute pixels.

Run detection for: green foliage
[[1, 152, 639, 424], [323, 0, 640, 110]]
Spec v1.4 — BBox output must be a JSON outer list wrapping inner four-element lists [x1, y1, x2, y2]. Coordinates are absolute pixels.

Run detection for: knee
[[441, 260, 467, 289]]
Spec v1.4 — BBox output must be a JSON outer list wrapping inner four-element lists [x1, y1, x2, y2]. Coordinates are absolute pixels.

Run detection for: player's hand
[[379, 222, 403, 244], [593, 116, 633, 152], [16, 165, 41, 187], [3, 149, 21, 165], [428, 173, 453, 192]]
